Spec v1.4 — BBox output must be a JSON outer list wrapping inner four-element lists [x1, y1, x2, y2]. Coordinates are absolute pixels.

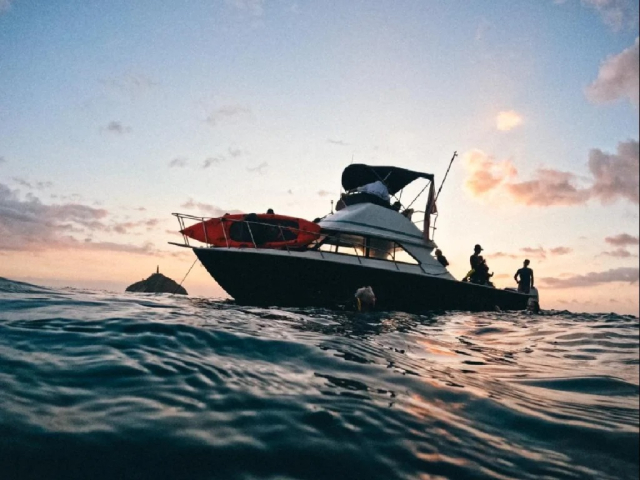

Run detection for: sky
[[0, 0, 638, 315]]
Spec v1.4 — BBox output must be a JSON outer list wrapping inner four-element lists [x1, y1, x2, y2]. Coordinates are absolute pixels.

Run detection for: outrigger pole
[[430, 151, 458, 242], [435, 151, 457, 203]]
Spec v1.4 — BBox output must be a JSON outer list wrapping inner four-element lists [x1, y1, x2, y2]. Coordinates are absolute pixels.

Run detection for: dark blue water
[[0, 277, 638, 480]]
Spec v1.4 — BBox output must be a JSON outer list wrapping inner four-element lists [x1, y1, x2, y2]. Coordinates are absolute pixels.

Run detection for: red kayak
[[180, 213, 322, 249]]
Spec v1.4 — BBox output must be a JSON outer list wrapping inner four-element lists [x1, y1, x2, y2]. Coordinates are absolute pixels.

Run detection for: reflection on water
[[0, 277, 638, 480]]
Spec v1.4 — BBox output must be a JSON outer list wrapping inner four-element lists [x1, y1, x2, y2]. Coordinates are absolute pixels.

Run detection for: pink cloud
[[586, 37, 639, 106], [541, 267, 638, 288], [0, 182, 161, 255], [506, 169, 591, 206], [600, 248, 638, 258], [605, 233, 639, 246], [588, 139, 639, 204], [549, 246, 573, 255], [463, 140, 639, 207], [521, 247, 547, 259]]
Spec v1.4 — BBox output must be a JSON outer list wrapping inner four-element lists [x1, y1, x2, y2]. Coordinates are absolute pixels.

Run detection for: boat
[[179, 213, 322, 249], [171, 164, 534, 312]]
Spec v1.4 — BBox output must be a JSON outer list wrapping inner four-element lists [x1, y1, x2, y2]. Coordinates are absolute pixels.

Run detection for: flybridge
[[341, 164, 435, 195], [339, 163, 438, 242]]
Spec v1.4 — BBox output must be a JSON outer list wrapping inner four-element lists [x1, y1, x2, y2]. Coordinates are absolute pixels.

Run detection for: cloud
[[0, 156, 5, 164], [496, 110, 524, 131], [103, 121, 132, 134], [506, 169, 591, 206], [541, 267, 638, 288], [586, 38, 639, 106], [521, 247, 547, 259], [327, 139, 349, 146], [582, 0, 638, 31], [588, 139, 639, 204], [549, 246, 573, 255], [226, 0, 264, 17], [605, 233, 639, 246], [111, 218, 161, 234], [463, 140, 639, 206], [489, 247, 571, 260], [463, 150, 518, 196], [12, 178, 54, 190], [203, 156, 225, 168], [228, 147, 245, 158], [206, 105, 252, 127], [247, 162, 268, 174], [180, 199, 242, 217], [169, 157, 188, 168], [489, 252, 519, 259], [600, 248, 638, 258], [0, 183, 155, 254]]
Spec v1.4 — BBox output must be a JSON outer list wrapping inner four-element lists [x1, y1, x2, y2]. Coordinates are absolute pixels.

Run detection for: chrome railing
[[171, 212, 420, 269]]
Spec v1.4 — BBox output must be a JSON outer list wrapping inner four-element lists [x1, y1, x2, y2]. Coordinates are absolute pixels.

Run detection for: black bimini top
[[341, 164, 434, 195]]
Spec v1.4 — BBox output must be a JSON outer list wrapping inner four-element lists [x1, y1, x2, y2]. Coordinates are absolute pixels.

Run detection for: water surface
[[0, 277, 638, 480]]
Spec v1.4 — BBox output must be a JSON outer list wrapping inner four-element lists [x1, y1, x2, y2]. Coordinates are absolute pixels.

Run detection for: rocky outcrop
[[126, 268, 187, 295]]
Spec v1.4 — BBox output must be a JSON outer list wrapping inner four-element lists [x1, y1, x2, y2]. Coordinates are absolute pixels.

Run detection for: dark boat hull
[[193, 248, 530, 312]]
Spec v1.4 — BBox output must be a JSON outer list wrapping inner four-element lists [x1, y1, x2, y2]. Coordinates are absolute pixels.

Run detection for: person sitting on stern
[[435, 249, 449, 267]]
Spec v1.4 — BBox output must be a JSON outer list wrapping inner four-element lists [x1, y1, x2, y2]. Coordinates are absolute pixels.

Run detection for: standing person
[[470, 244, 483, 270], [514, 259, 534, 294], [435, 249, 449, 267]]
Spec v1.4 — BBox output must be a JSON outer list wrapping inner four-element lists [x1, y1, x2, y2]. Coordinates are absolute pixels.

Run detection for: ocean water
[[0, 277, 638, 480]]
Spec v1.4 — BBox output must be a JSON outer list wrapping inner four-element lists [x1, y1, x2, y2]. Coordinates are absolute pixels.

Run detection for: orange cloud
[[463, 150, 517, 196], [496, 110, 524, 131], [463, 140, 639, 207]]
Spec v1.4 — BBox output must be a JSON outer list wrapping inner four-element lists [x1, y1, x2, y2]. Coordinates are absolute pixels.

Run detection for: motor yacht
[[172, 164, 532, 312]]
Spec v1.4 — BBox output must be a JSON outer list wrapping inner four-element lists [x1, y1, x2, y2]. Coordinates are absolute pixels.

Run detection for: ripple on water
[[0, 279, 638, 480]]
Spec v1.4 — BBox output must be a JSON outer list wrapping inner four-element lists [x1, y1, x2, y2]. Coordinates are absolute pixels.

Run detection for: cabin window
[[318, 234, 365, 256], [314, 233, 419, 264], [390, 243, 419, 265]]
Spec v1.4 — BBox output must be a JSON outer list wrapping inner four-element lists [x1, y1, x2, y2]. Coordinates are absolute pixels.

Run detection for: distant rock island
[[126, 267, 187, 295]]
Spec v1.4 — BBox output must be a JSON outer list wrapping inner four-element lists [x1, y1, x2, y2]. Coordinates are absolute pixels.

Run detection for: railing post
[[221, 217, 230, 248], [202, 217, 210, 246], [247, 221, 257, 248]]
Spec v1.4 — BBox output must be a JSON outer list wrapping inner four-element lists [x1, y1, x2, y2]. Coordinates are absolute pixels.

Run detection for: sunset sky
[[1, 0, 638, 315]]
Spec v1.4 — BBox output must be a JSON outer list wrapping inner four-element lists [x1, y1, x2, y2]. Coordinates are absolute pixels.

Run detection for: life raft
[[180, 213, 322, 249]]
